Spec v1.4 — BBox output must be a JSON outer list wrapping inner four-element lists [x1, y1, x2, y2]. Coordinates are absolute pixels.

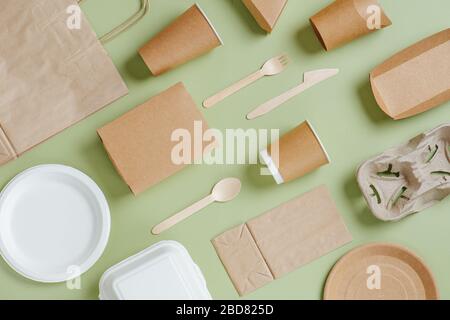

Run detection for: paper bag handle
[[77, 0, 149, 44]]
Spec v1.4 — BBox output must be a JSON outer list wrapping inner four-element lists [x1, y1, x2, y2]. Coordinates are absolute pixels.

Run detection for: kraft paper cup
[[260, 121, 330, 184], [139, 4, 223, 76], [310, 0, 391, 51]]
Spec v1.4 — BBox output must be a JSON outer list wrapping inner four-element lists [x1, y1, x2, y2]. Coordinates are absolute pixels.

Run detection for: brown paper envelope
[[212, 185, 352, 296], [310, 0, 391, 51], [212, 224, 274, 296], [0, 0, 128, 166], [242, 0, 288, 33], [247, 185, 352, 278], [370, 29, 450, 120], [97, 82, 209, 195]]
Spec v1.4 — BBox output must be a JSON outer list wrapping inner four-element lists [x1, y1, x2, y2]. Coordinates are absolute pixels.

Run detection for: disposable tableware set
[[0, 0, 448, 300]]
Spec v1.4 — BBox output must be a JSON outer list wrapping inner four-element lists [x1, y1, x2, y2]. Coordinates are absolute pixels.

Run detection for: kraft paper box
[[242, 0, 288, 33], [212, 185, 352, 296], [0, 0, 128, 167], [310, 0, 391, 51], [370, 28, 450, 120], [139, 4, 223, 76], [97, 83, 210, 195]]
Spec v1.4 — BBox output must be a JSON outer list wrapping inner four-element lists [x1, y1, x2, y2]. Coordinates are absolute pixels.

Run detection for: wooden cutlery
[[152, 178, 242, 235], [247, 68, 339, 120], [203, 54, 289, 108]]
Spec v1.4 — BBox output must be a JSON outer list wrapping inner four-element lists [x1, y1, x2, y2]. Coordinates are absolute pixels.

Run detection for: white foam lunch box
[[99, 241, 211, 300]]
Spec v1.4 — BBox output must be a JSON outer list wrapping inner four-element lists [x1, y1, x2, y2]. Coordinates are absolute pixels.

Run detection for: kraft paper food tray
[[212, 185, 352, 296], [242, 0, 288, 33], [357, 123, 450, 221], [370, 28, 450, 120], [97, 82, 210, 195], [0, 0, 128, 167], [310, 0, 391, 51]]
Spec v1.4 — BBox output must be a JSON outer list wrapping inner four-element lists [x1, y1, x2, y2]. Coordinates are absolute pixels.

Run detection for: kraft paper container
[[370, 28, 450, 120], [139, 4, 223, 76], [97, 82, 210, 195], [310, 0, 391, 51], [260, 121, 330, 184], [99, 241, 212, 300], [242, 0, 288, 33]]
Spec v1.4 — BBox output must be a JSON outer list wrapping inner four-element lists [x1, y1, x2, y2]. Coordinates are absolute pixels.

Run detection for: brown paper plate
[[324, 243, 439, 300]]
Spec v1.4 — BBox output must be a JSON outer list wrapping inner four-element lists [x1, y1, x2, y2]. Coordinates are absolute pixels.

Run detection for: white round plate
[[0, 165, 110, 283]]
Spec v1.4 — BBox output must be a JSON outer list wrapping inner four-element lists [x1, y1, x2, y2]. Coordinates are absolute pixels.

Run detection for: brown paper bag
[[0, 0, 148, 166], [370, 29, 450, 120], [310, 0, 391, 51], [212, 185, 352, 296]]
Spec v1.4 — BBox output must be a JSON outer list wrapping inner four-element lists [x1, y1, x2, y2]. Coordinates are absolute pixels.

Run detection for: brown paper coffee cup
[[139, 4, 223, 76], [310, 0, 391, 51], [261, 121, 330, 184]]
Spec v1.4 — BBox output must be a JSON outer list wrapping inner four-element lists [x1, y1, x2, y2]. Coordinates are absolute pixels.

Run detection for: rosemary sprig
[[369, 184, 381, 204], [431, 171, 450, 176], [425, 145, 439, 163], [390, 186, 409, 208], [376, 163, 400, 178]]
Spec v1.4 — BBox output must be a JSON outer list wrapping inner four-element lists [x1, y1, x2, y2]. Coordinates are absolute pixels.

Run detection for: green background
[[0, 0, 449, 300]]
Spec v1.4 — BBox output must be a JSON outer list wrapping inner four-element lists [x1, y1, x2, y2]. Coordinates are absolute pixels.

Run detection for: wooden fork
[[203, 54, 290, 108]]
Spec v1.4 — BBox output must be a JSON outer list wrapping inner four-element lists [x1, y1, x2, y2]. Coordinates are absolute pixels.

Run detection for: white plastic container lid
[[99, 241, 211, 300]]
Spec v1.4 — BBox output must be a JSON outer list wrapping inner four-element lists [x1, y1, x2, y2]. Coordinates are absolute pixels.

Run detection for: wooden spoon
[[152, 178, 242, 235]]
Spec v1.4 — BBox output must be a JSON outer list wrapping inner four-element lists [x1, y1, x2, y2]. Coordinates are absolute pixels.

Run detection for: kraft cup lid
[[99, 241, 212, 300], [323, 243, 439, 300], [194, 3, 224, 46]]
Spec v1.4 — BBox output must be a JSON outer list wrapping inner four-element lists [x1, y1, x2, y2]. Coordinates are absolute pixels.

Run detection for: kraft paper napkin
[[0, 0, 128, 166], [212, 185, 352, 296], [370, 28, 450, 120], [97, 82, 210, 195]]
